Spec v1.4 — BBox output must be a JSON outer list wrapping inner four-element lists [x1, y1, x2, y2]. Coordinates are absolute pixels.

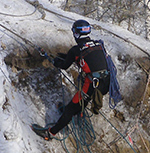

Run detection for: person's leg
[[72, 76, 93, 103], [50, 76, 94, 135], [50, 102, 82, 134]]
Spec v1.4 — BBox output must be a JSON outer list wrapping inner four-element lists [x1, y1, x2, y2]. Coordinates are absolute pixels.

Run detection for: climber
[[46, 19, 110, 140]]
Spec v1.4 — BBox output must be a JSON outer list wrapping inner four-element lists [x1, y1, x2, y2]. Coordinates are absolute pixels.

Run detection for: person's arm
[[54, 46, 77, 70]]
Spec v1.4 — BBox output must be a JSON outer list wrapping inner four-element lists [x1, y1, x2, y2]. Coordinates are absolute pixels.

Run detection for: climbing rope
[[98, 110, 137, 153], [1, 23, 149, 153], [126, 74, 150, 153], [0, 28, 31, 56], [26, 0, 150, 58], [46, 66, 96, 153], [55, 110, 96, 153]]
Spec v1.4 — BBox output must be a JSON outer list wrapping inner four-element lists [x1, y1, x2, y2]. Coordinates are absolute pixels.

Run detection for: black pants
[[50, 101, 88, 134], [50, 75, 110, 135]]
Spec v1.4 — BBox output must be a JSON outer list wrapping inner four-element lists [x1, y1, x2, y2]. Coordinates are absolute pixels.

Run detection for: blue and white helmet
[[72, 20, 91, 39]]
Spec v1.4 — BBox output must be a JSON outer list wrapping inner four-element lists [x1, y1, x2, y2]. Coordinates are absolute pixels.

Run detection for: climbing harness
[[87, 70, 109, 88], [93, 77, 99, 88], [0, 23, 143, 153]]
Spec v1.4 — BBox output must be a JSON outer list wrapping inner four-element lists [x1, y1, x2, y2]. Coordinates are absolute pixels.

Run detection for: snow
[[0, 0, 150, 153]]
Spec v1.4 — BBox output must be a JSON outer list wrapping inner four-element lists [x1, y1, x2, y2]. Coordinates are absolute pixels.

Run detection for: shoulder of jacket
[[68, 45, 80, 55]]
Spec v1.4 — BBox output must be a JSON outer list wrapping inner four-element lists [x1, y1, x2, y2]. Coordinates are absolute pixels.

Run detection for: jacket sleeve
[[54, 47, 76, 70]]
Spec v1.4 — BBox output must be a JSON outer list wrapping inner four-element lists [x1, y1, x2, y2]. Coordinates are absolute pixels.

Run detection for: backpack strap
[[80, 40, 102, 57]]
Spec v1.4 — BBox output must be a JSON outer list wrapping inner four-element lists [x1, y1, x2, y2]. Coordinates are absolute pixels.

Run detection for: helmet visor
[[76, 25, 91, 34]]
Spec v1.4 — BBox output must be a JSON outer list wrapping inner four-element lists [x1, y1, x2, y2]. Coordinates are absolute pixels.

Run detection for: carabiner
[[93, 78, 99, 88], [80, 58, 85, 67]]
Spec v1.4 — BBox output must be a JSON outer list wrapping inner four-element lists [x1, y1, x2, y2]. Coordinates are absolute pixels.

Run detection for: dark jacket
[[54, 37, 108, 73]]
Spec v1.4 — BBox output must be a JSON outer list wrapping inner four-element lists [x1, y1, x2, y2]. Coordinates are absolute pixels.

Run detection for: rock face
[[0, 1, 150, 151], [4, 46, 150, 153]]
